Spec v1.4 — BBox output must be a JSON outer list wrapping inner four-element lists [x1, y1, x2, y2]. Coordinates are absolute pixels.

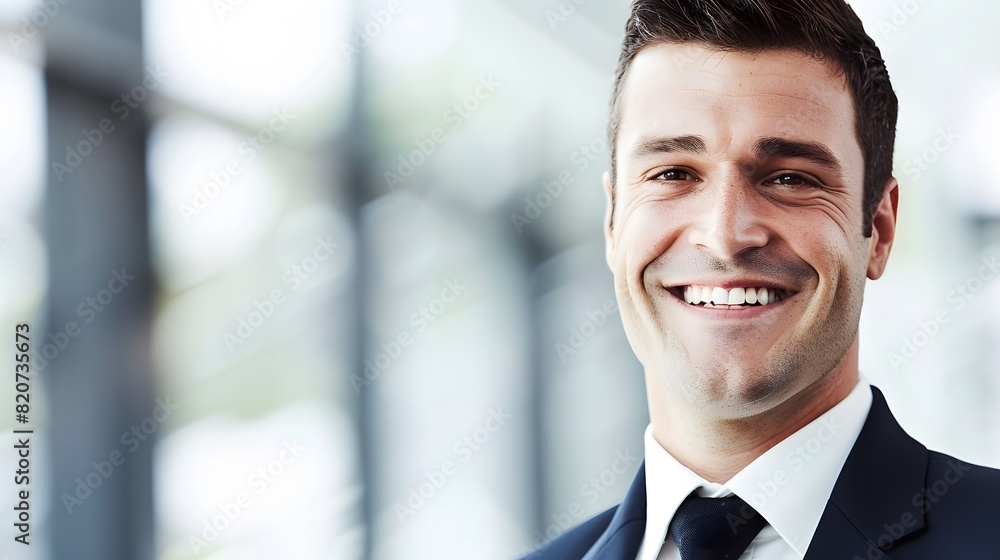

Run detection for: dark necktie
[[668, 493, 768, 560]]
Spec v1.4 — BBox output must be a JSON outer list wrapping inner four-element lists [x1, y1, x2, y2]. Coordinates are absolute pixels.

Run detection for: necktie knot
[[668, 493, 767, 560]]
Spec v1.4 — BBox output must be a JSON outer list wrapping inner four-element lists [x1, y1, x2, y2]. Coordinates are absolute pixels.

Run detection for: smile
[[677, 285, 794, 308]]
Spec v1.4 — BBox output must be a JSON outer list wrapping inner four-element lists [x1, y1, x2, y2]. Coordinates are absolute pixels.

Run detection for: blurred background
[[0, 0, 998, 558]]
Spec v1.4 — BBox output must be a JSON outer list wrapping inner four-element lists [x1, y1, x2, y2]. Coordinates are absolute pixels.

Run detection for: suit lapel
[[580, 386, 928, 559], [582, 463, 648, 560], [807, 501, 898, 559], [806, 386, 928, 559]]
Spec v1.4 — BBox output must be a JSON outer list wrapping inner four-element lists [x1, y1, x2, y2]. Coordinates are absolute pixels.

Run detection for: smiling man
[[523, 1, 1000, 559]]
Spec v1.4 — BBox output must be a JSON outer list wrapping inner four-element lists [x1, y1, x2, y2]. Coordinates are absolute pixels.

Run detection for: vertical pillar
[[44, 1, 154, 558]]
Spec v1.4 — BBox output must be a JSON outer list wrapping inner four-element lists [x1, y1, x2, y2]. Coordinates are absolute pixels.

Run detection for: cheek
[[805, 234, 867, 311], [611, 202, 686, 361], [615, 200, 683, 275]]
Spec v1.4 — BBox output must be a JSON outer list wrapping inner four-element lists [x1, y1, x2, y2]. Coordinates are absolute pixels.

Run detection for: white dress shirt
[[636, 379, 873, 560]]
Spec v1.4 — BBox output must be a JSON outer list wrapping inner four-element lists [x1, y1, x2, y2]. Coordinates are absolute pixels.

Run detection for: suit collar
[[581, 386, 929, 560], [806, 385, 928, 558], [581, 463, 647, 560]]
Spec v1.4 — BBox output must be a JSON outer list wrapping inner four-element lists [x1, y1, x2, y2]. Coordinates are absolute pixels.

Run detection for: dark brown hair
[[608, 0, 897, 236]]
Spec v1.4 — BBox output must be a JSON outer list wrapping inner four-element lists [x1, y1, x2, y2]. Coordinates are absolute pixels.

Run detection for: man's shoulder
[[922, 449, 1000, 515], [867, 449, 1000, 558], [519, 505, 619, 560], [928, 448, 1000, 477]]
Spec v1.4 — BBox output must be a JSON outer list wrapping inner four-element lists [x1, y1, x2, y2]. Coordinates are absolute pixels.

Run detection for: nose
[[686, 179, 769, 259]]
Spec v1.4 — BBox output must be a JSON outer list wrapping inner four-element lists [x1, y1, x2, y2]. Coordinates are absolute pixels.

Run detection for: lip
[[663, 285, 796, 319], [663, 278, 797, 292]]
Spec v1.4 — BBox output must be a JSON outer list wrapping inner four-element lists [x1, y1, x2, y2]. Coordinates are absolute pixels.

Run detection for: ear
[[866, 177, 899, 280], [603, 171, 616, 270]]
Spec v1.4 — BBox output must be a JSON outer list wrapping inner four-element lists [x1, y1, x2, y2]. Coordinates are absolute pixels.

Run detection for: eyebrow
[[629, 134, 843, 175], [630, 134, 708, 157], [753, 137, 843, 175]]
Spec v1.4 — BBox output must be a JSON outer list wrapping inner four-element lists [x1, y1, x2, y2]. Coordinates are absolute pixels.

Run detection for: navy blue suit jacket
[[522, 386, 1000, 559]]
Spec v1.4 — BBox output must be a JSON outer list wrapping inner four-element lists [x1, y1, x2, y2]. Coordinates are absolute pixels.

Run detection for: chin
[[671, 356, 804, 418]]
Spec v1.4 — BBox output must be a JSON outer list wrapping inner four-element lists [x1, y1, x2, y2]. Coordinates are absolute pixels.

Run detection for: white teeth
[[728, 287, 746, 305], [757, 287, 769, 305], [677, 285, 787, 307], [690, 286, 701, 304], [711, 287, 729, 305]]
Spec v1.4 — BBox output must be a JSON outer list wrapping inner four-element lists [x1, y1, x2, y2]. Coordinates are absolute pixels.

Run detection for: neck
[[648, 345, 859, 483]]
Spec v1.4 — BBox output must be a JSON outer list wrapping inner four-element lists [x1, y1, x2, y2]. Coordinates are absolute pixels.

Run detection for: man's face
[[605, 43, 895, 419]]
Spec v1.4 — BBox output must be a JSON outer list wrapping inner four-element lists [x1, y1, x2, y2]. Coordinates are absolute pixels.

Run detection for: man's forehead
[[622, 42, 848, 96], [616, 43, 857, 154]]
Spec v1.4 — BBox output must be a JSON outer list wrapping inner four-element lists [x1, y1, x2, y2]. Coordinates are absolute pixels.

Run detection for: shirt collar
[[640, 378, 873, 558]]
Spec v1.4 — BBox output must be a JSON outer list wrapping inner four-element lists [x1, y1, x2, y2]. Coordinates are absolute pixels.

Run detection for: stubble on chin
[[659, 348, 804, 420]]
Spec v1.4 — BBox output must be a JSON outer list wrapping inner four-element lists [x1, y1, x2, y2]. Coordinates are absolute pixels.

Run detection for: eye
[[767, 172, 819, 188], [654, 168, 697, 182]]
